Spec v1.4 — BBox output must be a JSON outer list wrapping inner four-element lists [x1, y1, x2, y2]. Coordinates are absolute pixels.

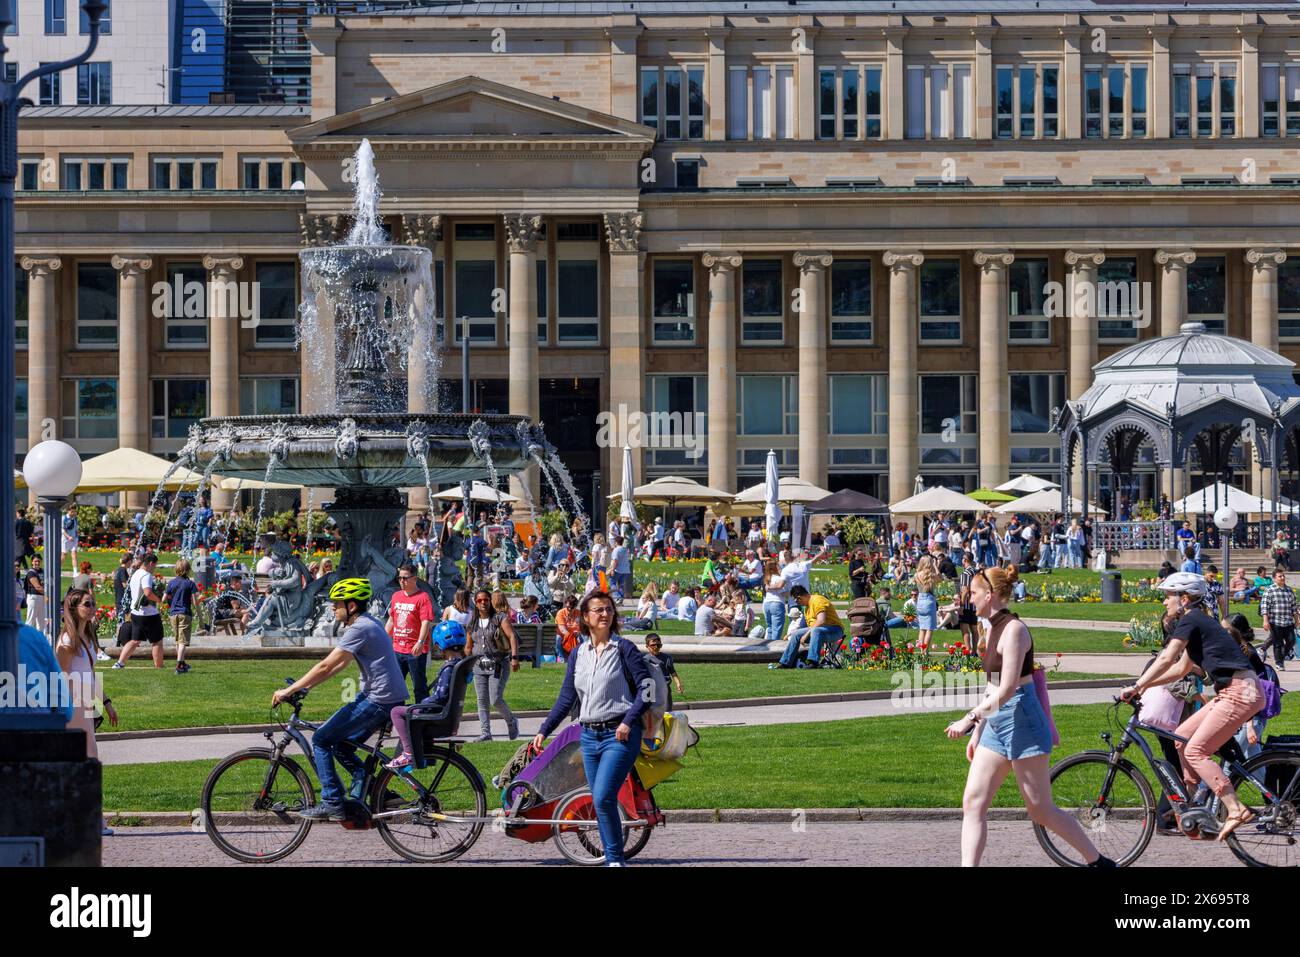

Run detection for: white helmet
[[1155, 571, 1207, 598]]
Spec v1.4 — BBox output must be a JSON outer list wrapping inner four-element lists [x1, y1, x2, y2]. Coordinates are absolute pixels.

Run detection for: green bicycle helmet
[[328, 577, 373, 603]]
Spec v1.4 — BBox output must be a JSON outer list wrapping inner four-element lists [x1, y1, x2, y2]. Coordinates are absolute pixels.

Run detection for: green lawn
[[1018, 601, 1262, 627], [103, 700, 1300, 812], [96, 659, 1116, 732]]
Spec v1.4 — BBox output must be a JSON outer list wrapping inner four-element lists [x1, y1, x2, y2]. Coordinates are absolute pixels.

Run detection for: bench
[[510, 622, 557, 666]]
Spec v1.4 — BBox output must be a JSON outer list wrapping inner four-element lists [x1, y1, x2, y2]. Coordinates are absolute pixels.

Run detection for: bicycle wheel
[[1222, 752, 1300, 868], [551, 788, 635, 866], [201, 749, 315, 863], [373, 747, 487, 863], [1034, 751, 1155, 867]]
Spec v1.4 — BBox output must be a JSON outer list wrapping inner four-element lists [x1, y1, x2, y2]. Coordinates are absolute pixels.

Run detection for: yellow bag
[[634, 754, 682, 790]]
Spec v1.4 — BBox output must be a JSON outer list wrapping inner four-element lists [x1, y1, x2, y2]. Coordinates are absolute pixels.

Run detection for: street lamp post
[[1214, 505, 1239, 620], [22, 441, 84, 644], [0, 1, 106, 708]]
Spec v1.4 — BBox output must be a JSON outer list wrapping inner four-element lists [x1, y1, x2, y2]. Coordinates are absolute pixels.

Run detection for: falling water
[[182, 458, 223, 557], [252, 459, 279, 546], [303, 488, 316, 556], [511, 468, 543, 561], [533, 452, 589, 544], [153, 470, 195, 554], [417, 454, 437, 532], [345, 140, 387, 246], [476, 446, 508, 524]]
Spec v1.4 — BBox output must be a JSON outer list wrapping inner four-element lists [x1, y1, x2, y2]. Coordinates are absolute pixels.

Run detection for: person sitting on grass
[[660, 580, 682, 618], [677, 586, 699, 623], [385, 620, 467, 771], [694, 594, 718, 636]]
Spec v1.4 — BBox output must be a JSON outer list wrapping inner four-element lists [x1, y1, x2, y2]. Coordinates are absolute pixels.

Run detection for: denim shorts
[[979, 684, 1053, 761]]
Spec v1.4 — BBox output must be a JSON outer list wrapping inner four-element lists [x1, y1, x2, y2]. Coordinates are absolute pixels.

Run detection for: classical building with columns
[[13, 0, 1300, 515]]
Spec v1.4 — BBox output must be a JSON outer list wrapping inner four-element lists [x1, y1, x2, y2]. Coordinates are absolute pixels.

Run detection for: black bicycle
[[200, 680, 487, 864], [1034, 696, 1300, 868]]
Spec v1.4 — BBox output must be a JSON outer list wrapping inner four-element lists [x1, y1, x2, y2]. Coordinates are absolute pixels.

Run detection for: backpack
[[1259, 663, 1285, 721], [847, 596, 884, 642]]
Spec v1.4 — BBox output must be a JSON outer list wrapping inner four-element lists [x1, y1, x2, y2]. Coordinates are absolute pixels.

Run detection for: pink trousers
[[1173, 675, 1263, 797]]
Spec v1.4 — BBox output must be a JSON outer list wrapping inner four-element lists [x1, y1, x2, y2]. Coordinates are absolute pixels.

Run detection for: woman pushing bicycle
[[945, 566, 1114, 867], [1120, 571, 1264, 841]]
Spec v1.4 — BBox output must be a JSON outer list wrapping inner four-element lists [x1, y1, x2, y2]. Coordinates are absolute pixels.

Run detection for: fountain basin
[[189, 413, 547, 488]]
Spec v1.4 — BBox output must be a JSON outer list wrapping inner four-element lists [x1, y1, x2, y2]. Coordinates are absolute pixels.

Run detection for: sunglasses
[[586, 606, 614, 616], [398, 576, 414, 582]]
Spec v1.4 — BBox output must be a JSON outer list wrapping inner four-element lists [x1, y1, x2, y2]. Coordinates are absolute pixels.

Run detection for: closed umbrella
[[763, 449, 781, 543], [619, 446, 638, 527]]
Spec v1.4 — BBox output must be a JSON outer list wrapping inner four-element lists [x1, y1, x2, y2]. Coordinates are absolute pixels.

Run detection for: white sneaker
[[96, 650, 111, 661]]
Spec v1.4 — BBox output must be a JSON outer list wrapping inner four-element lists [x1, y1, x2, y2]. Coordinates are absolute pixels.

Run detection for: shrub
[[538, 509, 571, 541]]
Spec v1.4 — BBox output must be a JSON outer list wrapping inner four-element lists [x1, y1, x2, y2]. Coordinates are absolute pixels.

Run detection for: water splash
[[345, 139, 387, 246], [534, 451, 589, 545], [303, 488, 316, 556]]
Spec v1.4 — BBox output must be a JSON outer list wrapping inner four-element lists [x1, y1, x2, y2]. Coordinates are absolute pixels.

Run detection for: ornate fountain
[[183, 140, 556, 642]]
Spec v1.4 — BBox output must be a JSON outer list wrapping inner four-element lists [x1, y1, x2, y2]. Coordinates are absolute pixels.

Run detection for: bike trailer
[[499, 724, 592, 843]]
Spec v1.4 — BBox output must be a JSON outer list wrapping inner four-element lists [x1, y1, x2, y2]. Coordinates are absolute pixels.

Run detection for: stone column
[[401, 214, 442, 521], [204, 254, 245, 512], [1066, 250, 1104, 496], [796, 20, 819, 141], [1248, 248, 1286, 353], [973, 26, 996, 140], [1151, 28, 1173, 139], [883, 27, 908, 140], [884, 251, 923, 505], [1155, 249, 1196, 338], [975, 250, 1014, 488], [112, 255, 154, 510], [703, 253, 742, 494], [606, 212, 646, 504], [705, 27, 730, 141], [794, 252, 832, 489], [504, 212, 544, 513], [1062, 29, 1084, 140], [19, 256, 62, 450]]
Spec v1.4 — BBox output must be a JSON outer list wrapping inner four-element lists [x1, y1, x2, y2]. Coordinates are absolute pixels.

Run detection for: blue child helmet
[[431, 619, 467, 650]]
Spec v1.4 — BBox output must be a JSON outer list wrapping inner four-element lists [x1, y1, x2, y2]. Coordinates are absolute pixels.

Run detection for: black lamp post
[[0, 0, 107, 719]]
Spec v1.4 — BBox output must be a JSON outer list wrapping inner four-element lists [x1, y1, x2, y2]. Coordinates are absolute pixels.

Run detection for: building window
[[741, 259, 784, 343], [15, 265, 28, 349], [242, 158, 297, 190], [652, 259, 695, 343], [1263, 64, 1281, 136], [738, 375, 797, 435], [556, 225, 599, 343], [1096, 257, 1142, 341], [1280, 260, 1300, 341], [997, 63, 1060, 139], [830, 375, 887, 435], [61, 157, 128, 190], [76, 262, 117, 348], [1084, 63, 1146, 138], [61, 379, 117, 439], [675, 158, 699, 189], [76, 62, 111, 105], [163, 262, 208, 348], [452, 221, 497, 344], [906, 62, 972, 139], [1009, 258, 1050, 342], [649, 375, 708, 467], [79, 0, 109, 34], [919, 260, 961, 343], [919, 374, 977, 462], [45, 0, 66, 34], [818, 65, 884, 140], [19, 159, 40, 191], [240, 377, 300, 416], [254, 262, 296, 348], [1010, 373, 1065, 434], [151, 380, 208, 439], [1175, 62, 1237, 138], [727, 64, 795, 140], [830, 259, 872, 342], [39, 65, 60, 105], [154, 157, 219, 190], [641, 65, 704, 140], [1187, 257, 1226, 333], [1289, 65, 1300, 137]]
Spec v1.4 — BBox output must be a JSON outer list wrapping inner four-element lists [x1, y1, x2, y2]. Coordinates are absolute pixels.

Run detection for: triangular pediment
[[290, 76, 654, 144]]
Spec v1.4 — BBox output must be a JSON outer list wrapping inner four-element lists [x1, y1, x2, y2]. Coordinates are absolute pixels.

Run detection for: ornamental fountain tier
[[183, 140, 555, 642]]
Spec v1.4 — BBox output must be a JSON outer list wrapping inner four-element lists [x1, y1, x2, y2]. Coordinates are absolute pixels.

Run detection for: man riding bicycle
[[272, 578, 408, 821]]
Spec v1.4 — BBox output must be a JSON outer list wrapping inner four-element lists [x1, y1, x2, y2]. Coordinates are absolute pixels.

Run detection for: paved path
[[98, 687, 1127, 766], [101, 820, 1245, 867]]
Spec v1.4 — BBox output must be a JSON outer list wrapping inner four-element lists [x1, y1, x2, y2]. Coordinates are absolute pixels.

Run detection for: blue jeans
[[1038, 543, 1054, 569], [779, 625, 810, 667], [580, 723, 643, 864], [763, 599, 787, 643], [806, 625, 844, 666], [312, 694, 397, 805], [396, 651, 429, 703], [979, 545, 997, 568], [1068, 541, 1083, 567]]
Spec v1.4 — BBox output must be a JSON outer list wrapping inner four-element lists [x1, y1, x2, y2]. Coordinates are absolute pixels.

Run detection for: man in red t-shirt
[[386, 563, 435, 702]]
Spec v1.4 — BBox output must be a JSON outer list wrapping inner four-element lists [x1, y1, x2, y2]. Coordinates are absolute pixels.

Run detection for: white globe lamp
[[22, 439, 82, 499]]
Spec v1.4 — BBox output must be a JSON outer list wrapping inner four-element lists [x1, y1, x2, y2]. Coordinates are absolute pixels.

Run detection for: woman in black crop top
[[1123, 573, 1264, 841], [945, 566, 1112, 867]]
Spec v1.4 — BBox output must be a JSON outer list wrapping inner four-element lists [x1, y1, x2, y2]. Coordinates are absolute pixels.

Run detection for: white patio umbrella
[[215, 474, 301, 492], [995, 490, 1106, 515], [1169, 482, 1295, 517], [432, 481, 521, 504], [995, 474, 1061, 494], [888, 486, 988, 515], [724, 476, 834, 515], [618, 446, 639, 527], [607, 475, 732, 508], [73, 447, 206, 494], [763, 450, 781, 543]]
